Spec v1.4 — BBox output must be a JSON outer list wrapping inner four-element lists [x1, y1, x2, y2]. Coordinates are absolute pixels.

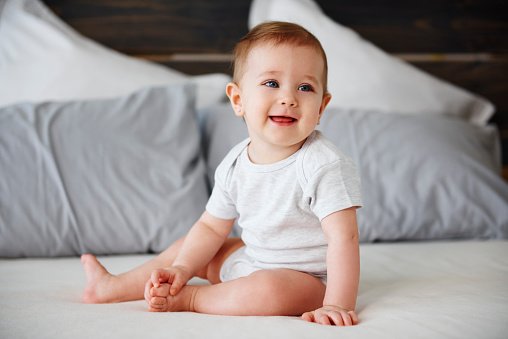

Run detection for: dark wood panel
[[160, 60, 233, 75], [45, 0, 508, 54], [316, 0, 508, 53], [45, 0, 251, 54]]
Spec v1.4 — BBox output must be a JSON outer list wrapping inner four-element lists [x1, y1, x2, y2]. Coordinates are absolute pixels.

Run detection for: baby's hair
[[232, 21, 328, 93]]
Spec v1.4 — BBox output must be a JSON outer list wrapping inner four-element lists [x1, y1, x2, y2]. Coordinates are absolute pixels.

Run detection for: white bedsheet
[[1, 241, 507, 339]]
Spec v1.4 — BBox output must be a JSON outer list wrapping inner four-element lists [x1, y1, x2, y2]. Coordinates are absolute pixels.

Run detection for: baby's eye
[[263, 80, 279, 88], [298, 84, 314, 92]]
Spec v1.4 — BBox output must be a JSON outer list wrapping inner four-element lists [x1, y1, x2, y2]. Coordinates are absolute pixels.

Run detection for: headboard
[[44, 0, 508, 169]]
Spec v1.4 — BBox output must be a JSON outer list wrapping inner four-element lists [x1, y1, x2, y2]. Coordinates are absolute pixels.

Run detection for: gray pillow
[[0, 85, 208, 257], [199, 104, 508, 241]]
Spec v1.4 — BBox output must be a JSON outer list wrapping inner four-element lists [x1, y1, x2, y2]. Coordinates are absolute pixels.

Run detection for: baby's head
[[232, 21, 328, 93]]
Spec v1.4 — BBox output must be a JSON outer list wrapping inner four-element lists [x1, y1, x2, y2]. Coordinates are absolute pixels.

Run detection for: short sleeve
[[304, 157, 362, 221], [205, 138, 250, 220], [206, 183, 238, 220], [205, 160, 239, 221]]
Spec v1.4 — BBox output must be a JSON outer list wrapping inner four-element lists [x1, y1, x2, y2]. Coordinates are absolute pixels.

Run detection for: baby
[[81, 21, 362, 326]]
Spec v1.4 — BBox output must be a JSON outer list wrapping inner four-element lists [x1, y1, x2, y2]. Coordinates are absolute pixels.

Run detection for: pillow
[[0, 85, 209, 257], [197, 105, 248, 189], [0, 0, 230, 110], [199, 103, 508, 241], [248, 0, 494, 125]]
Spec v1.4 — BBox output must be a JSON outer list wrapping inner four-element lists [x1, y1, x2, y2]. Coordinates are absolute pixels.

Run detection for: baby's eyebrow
[[257, 70, 281, 78], [256, 71, 319, 84], [301, 75, 319, 84]]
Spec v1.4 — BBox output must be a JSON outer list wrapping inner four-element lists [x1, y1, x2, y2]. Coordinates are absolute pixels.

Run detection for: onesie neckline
[[240, 131, 317, 173]]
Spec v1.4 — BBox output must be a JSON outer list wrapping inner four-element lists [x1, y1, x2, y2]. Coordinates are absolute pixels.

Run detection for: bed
[[1, 0, 507, 338], [1, 241, 507, 339]]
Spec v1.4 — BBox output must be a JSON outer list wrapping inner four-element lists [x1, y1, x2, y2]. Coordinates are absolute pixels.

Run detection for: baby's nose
[[279, 94, 297, 107]]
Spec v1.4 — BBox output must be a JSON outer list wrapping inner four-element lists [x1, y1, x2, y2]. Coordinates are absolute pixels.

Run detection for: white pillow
[[249, 0, 494, 125], [0, 0, 230, 109]]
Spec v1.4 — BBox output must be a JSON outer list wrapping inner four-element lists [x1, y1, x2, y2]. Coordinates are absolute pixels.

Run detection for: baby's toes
[[149, 297, 168, 312], [150, 296, 167, 306]]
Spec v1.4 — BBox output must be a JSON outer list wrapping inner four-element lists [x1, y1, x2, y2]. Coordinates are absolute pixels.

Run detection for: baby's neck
[[247, 140, 306, 164]]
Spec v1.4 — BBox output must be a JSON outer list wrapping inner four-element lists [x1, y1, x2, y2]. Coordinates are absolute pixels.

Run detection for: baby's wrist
[[171, 264, 193, 277]]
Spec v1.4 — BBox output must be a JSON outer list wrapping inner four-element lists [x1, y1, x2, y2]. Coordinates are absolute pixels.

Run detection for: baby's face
[[235, 42, 330, 152]]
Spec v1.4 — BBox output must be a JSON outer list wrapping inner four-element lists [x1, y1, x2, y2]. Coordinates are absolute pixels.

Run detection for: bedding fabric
[[249, 0, 494, 125], [0, 85, 208, 257], [0, 241, 507, 339], [0, 0, 230, 109], [199, 104, 508, 241]]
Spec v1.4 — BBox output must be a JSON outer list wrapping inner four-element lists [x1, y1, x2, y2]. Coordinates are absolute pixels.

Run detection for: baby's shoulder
[[297, 131, 352, 183], [214, 138, 249, 186]]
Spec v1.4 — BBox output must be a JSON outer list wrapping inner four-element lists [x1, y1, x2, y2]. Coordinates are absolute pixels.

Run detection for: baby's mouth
[[269, 116, 297, 123]]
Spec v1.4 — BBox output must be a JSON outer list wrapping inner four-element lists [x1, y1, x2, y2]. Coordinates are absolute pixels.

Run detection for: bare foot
[[148, 283, 198, 312], [81, 254, 117, 303]]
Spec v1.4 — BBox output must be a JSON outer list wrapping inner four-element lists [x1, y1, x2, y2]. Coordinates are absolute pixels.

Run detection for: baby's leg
[[81, 237, 243, 304], [148, 269, 326, 316], [81, 238, 184, 304]]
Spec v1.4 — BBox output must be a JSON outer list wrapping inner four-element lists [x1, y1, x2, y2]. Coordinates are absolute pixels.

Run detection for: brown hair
[[232, 21, 328, 93]]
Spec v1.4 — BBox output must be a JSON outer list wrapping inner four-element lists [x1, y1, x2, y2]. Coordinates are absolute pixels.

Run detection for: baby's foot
[[81, 254, 117, 303], [148, 283, 198, 312]]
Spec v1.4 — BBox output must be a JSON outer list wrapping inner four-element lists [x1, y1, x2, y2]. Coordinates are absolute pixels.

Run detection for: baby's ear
[[226, 82, 244, 117], [319, 92, 332, 116]]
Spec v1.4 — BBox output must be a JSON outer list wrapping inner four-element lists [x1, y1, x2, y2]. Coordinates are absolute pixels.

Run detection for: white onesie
[[206, 130, 362, 281]]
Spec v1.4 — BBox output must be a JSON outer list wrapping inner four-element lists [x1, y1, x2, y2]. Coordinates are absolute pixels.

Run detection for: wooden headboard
[[44, 0, 508, 168]]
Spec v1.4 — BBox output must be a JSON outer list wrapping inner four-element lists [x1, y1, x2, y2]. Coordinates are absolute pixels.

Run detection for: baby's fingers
[[318, 314, 332, 326], [302, 309, 358, 327], [150, 269, 171, 288], [150, 270, 161, 288], [301, 311, 315, 323], [144, 279, 153, 302], [331, 310, 358, 326], [330, 312, 346, 326], [169, 275, 187, 296], [347, 310, 359, 325]]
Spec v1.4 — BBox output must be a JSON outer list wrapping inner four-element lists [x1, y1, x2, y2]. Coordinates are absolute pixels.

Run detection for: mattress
[[1, 240, 507, 339]]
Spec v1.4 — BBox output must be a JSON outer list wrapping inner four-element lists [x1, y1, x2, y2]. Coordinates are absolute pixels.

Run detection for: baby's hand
[[145, 266, 192, 299], [301, 305, 358, 326]]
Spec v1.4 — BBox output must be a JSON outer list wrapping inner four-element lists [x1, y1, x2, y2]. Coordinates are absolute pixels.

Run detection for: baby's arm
[[301, 207, 360, 326], [146, 211, 235, 296]]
